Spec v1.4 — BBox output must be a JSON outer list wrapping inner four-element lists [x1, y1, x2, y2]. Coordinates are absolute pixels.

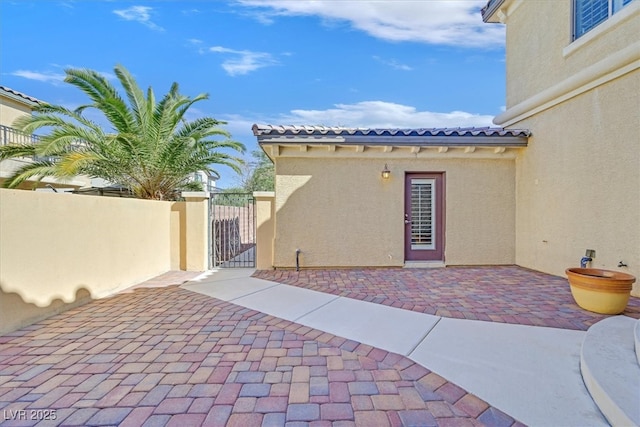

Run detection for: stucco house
[[189, 169, 219, 193], [0, 86, 90, 190], [253, 0, 639, 295]]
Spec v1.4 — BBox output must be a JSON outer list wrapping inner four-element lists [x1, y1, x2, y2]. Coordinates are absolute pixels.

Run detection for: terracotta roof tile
[[252, 124, 530, 138], [0, 86, 42, 105]]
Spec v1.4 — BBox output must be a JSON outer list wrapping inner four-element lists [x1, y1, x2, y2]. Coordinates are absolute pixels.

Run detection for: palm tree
[[0, 64, 245, 200]]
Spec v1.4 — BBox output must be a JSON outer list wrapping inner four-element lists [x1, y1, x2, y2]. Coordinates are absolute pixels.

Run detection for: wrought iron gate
[[210, 192, 256, 268]]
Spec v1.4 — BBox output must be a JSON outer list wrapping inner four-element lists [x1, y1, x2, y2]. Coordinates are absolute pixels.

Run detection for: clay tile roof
[[0, 86, 43, 106], [251, 124, 530, 138]]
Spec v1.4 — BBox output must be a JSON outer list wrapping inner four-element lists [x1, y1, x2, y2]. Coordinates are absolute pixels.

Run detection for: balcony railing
[[0, 124, 57, 162], [0, 124, 40, 146]]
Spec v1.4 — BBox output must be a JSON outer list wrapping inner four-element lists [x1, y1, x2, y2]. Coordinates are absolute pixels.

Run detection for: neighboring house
[[0, 86, 90, 190], [189, 170, 219, 193], [253, 0, 639, 295]]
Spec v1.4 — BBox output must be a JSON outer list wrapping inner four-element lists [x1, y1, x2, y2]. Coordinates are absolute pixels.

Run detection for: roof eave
[[481, 0, 508, 23], [0, 87, 42, 108], [257, 136, 528, 148], [252, 124, 530, 147]]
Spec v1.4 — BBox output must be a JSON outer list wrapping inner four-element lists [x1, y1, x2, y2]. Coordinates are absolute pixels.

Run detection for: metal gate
[[210, 192, 256, 268]]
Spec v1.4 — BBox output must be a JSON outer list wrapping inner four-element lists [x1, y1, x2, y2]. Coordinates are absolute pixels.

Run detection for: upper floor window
[[574, 0, 635, 39]]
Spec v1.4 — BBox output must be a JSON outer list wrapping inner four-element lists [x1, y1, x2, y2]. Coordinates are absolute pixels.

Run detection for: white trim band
[[494, 41, 640, 127]]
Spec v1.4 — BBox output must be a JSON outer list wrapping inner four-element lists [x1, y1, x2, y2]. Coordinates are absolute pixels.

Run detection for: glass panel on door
[[410, 178, 435, 250]]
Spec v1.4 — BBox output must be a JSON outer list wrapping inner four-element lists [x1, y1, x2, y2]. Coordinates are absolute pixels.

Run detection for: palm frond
[[56, 151, 102, 176], [0, 144, 37, 161], [65, 67, 135, 133], [201, 139, 246, 153], [114, 64, 150, 132], [1, 64, 246, 200], [64, 68, 120, 105], [1, 160, 58, 188]]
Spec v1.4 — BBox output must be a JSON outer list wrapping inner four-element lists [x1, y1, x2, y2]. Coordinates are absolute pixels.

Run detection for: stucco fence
[[0, 189, 210, 334]]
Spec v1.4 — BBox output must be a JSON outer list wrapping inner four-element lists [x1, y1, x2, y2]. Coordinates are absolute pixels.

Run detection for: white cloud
[[373, 56, 413, 71], [209, 46, 278, 76], [216, 114, 256, 139], [220, 100, 495, 131], [283, 101, 495, 128], [188, 39, 206, 54], [12, 67, 117, 88], [113, 6, 164, 31], [235, 0, 504, 48], [11, 70, 66, 84], [181, 8, 201, 16]]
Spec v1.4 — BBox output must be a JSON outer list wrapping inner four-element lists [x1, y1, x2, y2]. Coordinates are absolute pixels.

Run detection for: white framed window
[[574, 0, 635, 39]]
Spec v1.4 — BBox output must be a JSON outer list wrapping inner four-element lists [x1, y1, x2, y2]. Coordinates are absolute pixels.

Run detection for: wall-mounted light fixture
[[381, 164, 391, 179]]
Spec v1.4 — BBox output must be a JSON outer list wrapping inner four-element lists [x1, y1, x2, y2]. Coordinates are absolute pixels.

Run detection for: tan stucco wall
[[0, 287, 93, 337], [505, 0, 640, 107], [170, 201, 187, 270], [271, 153, 516, 268], [0, 189, 174, 333], [0, 96, 32, 127], [512, 73, 640, 295], [255, 192, 276, 270], [496, 0, 640, 295], [182, 193, 210, 271]]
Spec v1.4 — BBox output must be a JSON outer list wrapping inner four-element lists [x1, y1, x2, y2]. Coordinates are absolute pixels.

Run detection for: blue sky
[[1, 0, 506, 188]]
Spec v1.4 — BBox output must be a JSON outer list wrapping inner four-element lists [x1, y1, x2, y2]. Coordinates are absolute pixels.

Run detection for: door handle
[[404, 219, 410, 224]]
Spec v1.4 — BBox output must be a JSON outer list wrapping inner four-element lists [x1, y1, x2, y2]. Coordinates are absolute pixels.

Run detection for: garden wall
[[0, 189, 198, 334]]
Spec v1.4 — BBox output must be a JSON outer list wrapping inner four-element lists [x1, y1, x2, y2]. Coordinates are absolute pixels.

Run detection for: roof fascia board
[[343, 134, 527, 146], [257, 135, 527, 147], [257, 135, 348, 144]]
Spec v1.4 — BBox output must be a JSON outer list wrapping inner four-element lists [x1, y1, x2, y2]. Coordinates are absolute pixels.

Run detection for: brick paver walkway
[[0, 272, 521, 427], [253, 266, 640, 331]]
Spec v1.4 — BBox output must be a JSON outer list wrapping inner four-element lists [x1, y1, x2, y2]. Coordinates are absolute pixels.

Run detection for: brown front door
[[405, 173, 444, 261]]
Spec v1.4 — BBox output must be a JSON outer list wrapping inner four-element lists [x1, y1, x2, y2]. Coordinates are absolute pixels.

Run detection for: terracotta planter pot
[[566, 268, 636, 315]]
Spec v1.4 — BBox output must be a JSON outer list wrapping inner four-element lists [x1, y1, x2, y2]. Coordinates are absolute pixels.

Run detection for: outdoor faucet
[[581, 249, 595, 268]]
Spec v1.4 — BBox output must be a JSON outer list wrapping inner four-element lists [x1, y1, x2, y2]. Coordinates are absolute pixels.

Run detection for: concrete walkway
[[183, 269, 609, 427]]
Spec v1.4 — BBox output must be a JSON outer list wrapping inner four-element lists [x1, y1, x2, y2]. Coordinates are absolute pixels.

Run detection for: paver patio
[[253, 266, 640, 331], [0, 271, 522, 427]]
